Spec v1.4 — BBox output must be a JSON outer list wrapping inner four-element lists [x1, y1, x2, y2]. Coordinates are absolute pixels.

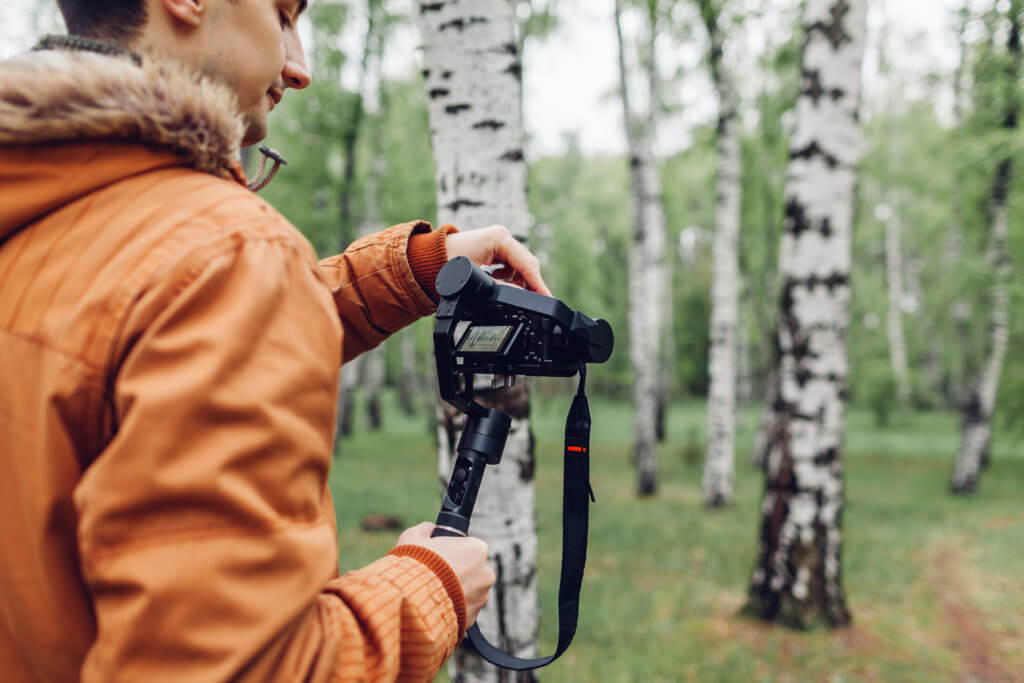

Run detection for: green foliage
[[257, 81, 353, 256]]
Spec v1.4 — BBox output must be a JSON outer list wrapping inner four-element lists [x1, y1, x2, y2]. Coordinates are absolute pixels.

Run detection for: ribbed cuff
[[407, 224, 458, 302], [388, 544, 467, 640]]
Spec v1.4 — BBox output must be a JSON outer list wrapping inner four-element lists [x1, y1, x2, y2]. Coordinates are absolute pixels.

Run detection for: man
[[0, 0, 551, 680]]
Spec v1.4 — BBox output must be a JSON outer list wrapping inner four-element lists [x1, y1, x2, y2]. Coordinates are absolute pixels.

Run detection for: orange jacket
[[0, 49, 461, 681]]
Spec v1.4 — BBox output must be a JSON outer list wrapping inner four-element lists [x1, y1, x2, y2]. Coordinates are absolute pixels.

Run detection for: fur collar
[[0, 49, 245, 183]]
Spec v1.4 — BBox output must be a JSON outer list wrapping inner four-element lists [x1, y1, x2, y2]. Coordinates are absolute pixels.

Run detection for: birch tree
[[744, 0, 867, 629], [697, 0, 741, 507], [417, 2, 539, 678], [879, 202, 911, 407], [614, 0, 668, 496], [334, 0, 387, 446], [875, 28, 911, 409], [396, 327, 421, 416], [357, 58, 388, 432], [951, 0, 1020, 494]]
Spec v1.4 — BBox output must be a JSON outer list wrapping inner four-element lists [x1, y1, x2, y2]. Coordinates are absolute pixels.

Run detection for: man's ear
[[161, 0, 206, 28]]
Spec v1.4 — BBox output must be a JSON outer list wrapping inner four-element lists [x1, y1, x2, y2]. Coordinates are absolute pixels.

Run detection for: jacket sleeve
[[74, 231, 463, 682], [318, 221, 451, 364]]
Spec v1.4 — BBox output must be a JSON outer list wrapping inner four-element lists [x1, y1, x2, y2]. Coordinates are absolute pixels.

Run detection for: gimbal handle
[[431, 408, 511, 538]]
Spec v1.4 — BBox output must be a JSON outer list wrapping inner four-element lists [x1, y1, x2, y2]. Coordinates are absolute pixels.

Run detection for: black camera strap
[[465, 366, 595, 670]]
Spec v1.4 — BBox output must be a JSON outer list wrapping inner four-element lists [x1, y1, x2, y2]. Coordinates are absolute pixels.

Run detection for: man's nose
[[283, 32, 311, 90]]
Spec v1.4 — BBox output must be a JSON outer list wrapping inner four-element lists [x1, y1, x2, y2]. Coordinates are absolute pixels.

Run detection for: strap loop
[[465, 365, 593, 670]]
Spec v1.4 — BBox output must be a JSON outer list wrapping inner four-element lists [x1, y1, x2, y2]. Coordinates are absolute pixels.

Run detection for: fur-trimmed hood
[[0, 48, 245, 177], [0, 49, 247, 241]]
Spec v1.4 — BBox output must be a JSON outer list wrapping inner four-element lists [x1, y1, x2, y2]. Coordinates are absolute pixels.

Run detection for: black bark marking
[[790, 140, 841, 169], [500, 41, 517, 55], [421, 68, 430, 79], [473, 119, 506, 130], [784, 197, 812, 238], [785, 198, 842, 238], [428, 87, 450, 99], [442, 199, 484, 212], [499, 149, 524, 162], [419, 2, 443, 13], [504, 61, 522, 80], [445, 103, 472, 115], [440, 16, 488, 32], [442, 70, 454, 80], [802, 68, 846, 105], [806, 0, 852, 51]]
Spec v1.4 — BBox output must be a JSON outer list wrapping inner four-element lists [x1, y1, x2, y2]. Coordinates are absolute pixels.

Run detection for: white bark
[[951, 4, 1018, 494], [882, 205, 910, 407], [702, 1, 741, 507], [746, 0, 867, 628], [952, 185, 1013, 492], [615, 0, 665, 496], [417, 2, 538, 677], [358, 31, 387, 431]]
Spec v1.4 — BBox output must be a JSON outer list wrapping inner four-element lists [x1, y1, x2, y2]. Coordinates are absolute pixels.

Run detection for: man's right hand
[[396, 522, 495, 628]]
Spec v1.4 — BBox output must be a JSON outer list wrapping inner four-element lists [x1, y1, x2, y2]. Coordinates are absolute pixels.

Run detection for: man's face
[[176, 0, 312, 145]]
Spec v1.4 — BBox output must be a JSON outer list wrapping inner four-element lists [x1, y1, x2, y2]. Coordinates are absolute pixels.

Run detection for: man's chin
[[241, 114, 269, 147]]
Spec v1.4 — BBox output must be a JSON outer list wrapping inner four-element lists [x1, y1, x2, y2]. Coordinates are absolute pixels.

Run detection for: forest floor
[[331, 392, 1024, 683]]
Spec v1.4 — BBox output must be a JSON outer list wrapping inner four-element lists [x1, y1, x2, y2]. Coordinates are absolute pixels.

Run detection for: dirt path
[[931, 543, 1019, 683]]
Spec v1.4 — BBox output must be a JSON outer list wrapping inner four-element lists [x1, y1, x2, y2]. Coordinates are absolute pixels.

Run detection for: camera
[[434, 257, 613, 413]]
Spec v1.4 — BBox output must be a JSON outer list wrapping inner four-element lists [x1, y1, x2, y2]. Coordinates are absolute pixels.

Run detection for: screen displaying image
[[458, 324, 514, 353]]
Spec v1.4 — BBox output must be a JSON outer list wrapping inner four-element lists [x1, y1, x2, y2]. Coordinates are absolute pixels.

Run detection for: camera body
[[433, 257, 613, 414]]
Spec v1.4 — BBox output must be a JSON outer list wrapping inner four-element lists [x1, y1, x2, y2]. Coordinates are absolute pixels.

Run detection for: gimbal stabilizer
[[431, 256, 613, 671]]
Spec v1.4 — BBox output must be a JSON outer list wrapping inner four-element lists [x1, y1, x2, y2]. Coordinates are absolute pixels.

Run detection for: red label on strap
[[567, 446, 586, 453]]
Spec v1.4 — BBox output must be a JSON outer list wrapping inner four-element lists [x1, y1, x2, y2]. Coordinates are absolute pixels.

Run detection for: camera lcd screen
[[458, 324, 515, 354]]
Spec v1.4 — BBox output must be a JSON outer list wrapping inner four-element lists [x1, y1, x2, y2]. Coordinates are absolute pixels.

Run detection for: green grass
[[330, 392, 1024, 682]]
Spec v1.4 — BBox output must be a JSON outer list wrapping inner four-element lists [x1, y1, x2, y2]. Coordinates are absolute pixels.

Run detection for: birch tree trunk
[[657, 243, 675, 443], [337, 1, 379, 252], [614, 0, 666, 496], [952, 2, 1019, 493], [743, 0, 867, 629], [874, 28, 911, 410], [396, 326, 420, 416], [699, 0, 741, 507], [334, 357, 360, 445], [359, 28, 388, 432], [332, 0, 382, 449], [417, 3, 539, 678], [881, 203, 911, 407]]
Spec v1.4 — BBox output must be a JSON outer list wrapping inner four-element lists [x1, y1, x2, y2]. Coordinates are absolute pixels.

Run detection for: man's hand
[[396, 522, 496, 628], [445, 225, 552, 297]]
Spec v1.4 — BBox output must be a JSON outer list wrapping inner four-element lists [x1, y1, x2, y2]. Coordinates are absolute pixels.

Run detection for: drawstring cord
[[247, 145, 289, 192]]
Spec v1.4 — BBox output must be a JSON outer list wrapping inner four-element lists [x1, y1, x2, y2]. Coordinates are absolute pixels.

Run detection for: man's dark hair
[[57, 1, 149, 43]]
